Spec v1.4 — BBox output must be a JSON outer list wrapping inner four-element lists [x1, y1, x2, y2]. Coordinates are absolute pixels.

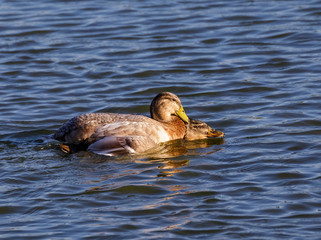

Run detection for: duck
[[53, 92, 224, 155], [185, 119, 224, 141]]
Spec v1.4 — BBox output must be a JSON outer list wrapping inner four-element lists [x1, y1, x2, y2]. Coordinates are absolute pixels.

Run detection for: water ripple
[[1, 0, 321, 239]]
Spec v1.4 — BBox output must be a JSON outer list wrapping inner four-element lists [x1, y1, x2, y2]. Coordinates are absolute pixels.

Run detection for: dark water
[[1, 0, 321, 239]]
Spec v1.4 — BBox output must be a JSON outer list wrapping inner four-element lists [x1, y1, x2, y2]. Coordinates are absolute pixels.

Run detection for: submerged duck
[[53, 92, 224, 155], [185, 119, 224, 141]]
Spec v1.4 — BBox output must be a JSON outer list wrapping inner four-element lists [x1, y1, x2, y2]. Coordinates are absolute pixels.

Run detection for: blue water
[[1, 0, 321, 239]]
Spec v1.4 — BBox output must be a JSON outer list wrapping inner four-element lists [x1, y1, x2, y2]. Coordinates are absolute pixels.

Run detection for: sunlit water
[[1, 0, 321, 239]]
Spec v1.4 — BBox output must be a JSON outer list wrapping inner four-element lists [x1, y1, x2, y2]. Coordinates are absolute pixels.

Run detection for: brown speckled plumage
[[53, 92, 223, 155], [54, 113, 149, 144]]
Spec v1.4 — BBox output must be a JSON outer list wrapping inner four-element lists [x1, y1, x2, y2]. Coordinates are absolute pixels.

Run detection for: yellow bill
[[175, 105, 189, 123]]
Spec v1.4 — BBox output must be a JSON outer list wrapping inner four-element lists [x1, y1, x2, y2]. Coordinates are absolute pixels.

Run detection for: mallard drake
[[53, 92, 224, 155]]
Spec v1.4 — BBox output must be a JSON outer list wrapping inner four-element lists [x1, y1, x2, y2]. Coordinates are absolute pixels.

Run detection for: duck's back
[[53, 113, 152, 144]]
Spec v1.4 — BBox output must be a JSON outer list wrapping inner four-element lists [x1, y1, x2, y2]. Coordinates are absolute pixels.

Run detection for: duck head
[[150, 92, 189, 123], [185, 119, 224, 141]]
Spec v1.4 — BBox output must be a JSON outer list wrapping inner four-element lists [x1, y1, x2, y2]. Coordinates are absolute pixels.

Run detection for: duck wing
[[54, 113, 152, 144], [87, 121, 171, 155], [91, 121, 170, 144], [88, 135, 159, 155]]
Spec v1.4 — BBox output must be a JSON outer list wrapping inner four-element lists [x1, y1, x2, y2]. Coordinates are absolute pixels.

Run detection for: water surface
[[1, 0, 321, 239]]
